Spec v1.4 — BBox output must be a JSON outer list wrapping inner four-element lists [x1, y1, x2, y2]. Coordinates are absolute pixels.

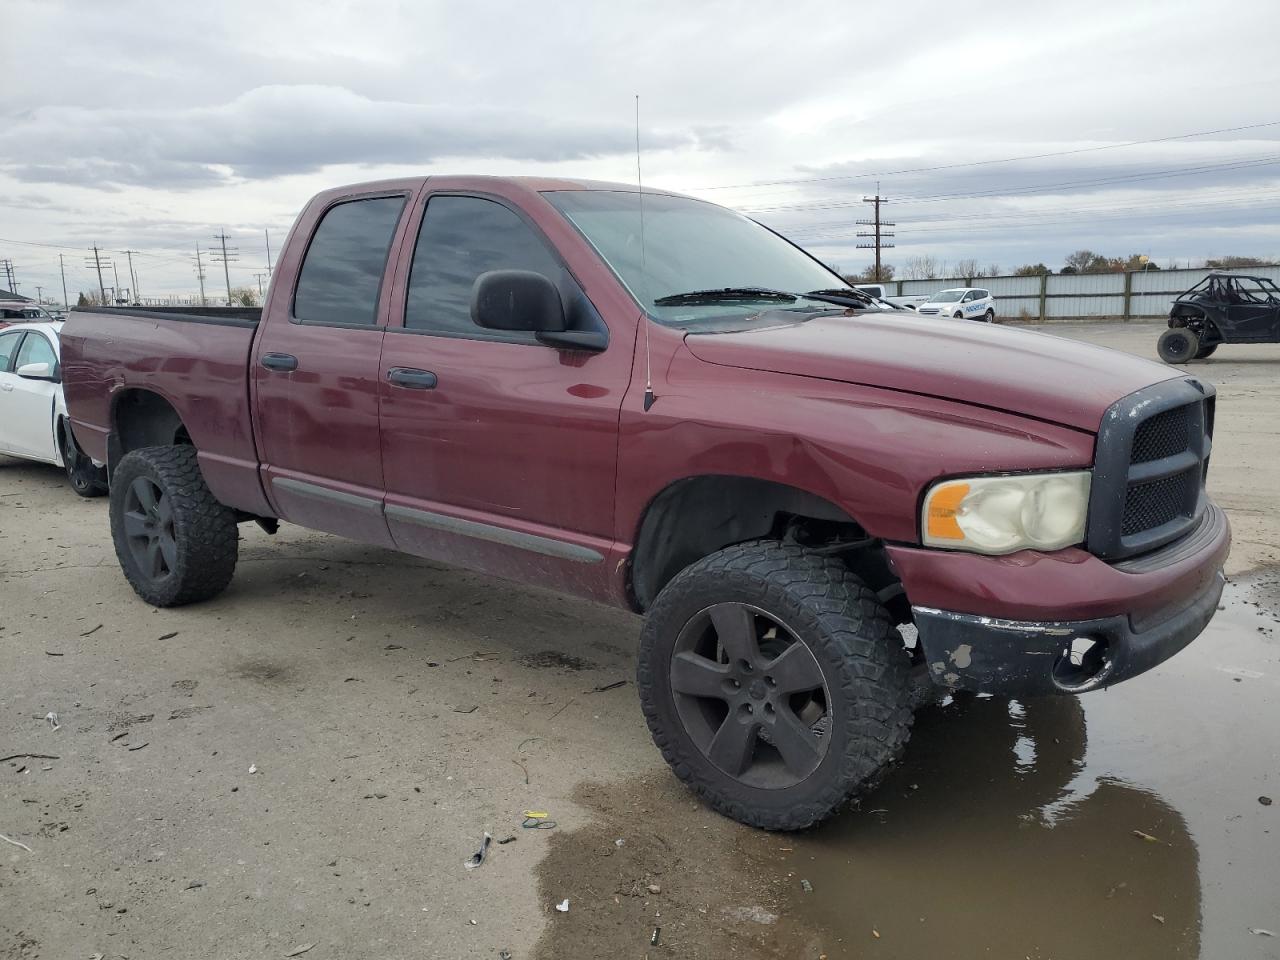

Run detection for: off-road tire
[[60, 420, 106, 498], [1194, 343, 1218, 359], [637, 540, 913, 830], [1158, 327, 1199, 364], [109, 445, 238, 607]]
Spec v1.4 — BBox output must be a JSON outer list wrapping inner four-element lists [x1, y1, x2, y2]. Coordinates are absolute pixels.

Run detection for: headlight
[[922, 471, 1091, 554]]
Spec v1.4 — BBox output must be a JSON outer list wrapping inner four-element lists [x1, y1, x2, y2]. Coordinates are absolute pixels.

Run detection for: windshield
[[545, 190, 851, 324], [926, 290, 966, 303]]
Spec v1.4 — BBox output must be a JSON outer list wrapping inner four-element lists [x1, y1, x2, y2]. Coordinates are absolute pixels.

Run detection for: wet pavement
[[786, 573, 1280, 959]]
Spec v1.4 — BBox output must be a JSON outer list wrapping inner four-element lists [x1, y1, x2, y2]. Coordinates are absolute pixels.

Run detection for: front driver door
[[3, 330, 59, 462], [377, 191, 631, 600], [0, 329, 28, 454]]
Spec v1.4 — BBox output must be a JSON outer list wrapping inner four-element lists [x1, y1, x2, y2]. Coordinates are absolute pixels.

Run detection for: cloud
[[0, 85, 697, 190]]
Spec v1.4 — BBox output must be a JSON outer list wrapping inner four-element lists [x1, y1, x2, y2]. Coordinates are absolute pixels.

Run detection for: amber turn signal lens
[[925, 481, 970, 540]]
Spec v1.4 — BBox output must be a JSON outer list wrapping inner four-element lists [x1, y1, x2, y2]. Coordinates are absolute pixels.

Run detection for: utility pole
[[123, 250, 141, 302], [212, 231, 238, 304], [35, 285, 44, 304], [111, 261, 122, 303], [192, 244, 209, 306], [253, 271, 269, 298], [59, 254, 69, 309], [85, 246, 108, 305], [264, 228, 273, 275], [856, 184, 895, 282], [1, 258, 16, 293]]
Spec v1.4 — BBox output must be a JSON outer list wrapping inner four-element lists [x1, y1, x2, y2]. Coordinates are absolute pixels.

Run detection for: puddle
[[784, 574, 1280, 958]]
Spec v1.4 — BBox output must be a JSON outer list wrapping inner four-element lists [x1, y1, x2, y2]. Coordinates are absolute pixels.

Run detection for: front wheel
[[1194, 343, 1218, 359], [109, 445, 239, 606], [637, 540, 913, 830], [1158, 327, 1200, 364], [953, 311, 964, 320]]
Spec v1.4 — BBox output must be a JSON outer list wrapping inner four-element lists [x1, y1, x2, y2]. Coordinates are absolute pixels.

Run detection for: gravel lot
[[2, 320, 1277, 960]]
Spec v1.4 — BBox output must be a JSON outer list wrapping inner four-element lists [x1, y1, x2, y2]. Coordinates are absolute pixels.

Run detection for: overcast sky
[[3, 0, 1280, 302]]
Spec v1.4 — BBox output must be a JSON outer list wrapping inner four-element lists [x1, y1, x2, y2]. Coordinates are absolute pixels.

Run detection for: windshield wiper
[[653, 287, 798, 306], [804, 288, 880, 307]]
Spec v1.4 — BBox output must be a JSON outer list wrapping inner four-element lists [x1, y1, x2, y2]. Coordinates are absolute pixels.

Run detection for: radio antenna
[[636, 94, 655, 412]]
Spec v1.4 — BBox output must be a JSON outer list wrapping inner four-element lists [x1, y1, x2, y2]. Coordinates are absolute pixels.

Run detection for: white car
[[853, 284, 930, 310], [0, 321, 106, 496], [915, 287, 996, 322]]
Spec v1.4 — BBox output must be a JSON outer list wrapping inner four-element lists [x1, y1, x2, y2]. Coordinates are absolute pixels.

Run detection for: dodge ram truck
[[61, 176, 1230, 830]]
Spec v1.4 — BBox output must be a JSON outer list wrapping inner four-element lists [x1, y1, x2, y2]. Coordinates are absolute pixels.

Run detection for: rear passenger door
[[252, 191, 414, 546], [376, 191, 629, 596]]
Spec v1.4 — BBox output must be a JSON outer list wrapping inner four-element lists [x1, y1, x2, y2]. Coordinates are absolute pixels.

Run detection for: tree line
[[837, 253, 1273, 283]]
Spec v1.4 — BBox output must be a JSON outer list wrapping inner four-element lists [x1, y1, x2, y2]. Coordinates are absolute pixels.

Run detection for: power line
[[696, 119, 1280, 193]]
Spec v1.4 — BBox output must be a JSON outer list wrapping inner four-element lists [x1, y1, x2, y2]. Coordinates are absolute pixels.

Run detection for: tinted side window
[[405, 196, 561, 335], [293, 196, 406, 326], [15, 332, 55, 368], [0, 331, 23, 370]]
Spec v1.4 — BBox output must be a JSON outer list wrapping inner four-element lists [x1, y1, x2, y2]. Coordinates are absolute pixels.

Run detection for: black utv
[[1159, 272, 1280, 363]]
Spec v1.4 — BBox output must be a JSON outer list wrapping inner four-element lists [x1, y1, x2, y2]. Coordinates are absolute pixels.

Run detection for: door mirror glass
[[16, 361, 57, 382], [471, 270, 566, 333]]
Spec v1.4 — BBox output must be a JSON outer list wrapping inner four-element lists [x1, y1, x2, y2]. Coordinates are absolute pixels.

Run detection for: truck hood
[[683, 312, 1178, 432]]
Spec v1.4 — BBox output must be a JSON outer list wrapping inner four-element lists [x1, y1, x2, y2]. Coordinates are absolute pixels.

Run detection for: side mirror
[[16, 361, 58, 383], [471, 270, 566, 334]]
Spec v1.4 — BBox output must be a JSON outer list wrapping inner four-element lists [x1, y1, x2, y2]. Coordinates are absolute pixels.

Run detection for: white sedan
[[0, 321, 106, 496], [915, 287, 997, 322]]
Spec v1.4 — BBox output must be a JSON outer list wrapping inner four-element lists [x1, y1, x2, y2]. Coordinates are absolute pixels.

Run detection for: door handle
[[260, 352, 299, 372], [387, 367, 438, 390]]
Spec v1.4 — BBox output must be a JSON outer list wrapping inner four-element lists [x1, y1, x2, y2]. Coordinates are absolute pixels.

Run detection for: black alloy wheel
[[122, 476, 178, 580]]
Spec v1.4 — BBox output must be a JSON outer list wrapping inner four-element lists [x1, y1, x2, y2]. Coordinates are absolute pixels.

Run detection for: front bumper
[[906, 502, 1230, 696]]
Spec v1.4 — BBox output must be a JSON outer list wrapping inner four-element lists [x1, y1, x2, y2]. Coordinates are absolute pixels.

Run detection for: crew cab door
[[252, 190, 415, 546], [0, 330, 59, 462], [376, 190, 630, 597]]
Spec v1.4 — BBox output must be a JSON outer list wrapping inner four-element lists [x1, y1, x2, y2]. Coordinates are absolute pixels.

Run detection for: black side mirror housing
[[471, 270, 567, 334]]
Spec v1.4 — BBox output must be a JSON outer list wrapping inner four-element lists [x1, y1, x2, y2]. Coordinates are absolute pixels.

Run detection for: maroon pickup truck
[[62, 176, 1230, 830]]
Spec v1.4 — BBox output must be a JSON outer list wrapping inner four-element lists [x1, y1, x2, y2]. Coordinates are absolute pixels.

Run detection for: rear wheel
[[983, 309, 995, 323], [109, 445, 238, 606], [1158, 327, 1200, 364], [637, 540, 913, 830], [60, 421, 106, 498]]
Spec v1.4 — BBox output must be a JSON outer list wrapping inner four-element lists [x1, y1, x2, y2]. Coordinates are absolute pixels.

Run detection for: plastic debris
[[554, 899, 569, 913], [647, 883, 661, 895], [651, 927, 661, 946], [284, 944, 316, 957], [248, 764, 258, 775], [1153, 914, 1166, 925], [873, 929, 882, 939], [499, 951, 513, 959], [465, 832, 492, 870], [1251, 928, 1277, 937], [44, 712, 60, 731], [1132, 830, 1161, 843], [1260, 796, 1273, 806], [614, 839, 625, 848], [800, 879, 813, 893], [522, 810, 557, 830], [0, 834, 33, 852], [496, 835, 517, 845]]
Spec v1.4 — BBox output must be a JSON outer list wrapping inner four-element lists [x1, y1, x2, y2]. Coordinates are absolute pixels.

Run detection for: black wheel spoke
[[769, 706, 825, 778], [670, 652, 731, 698], [122, 511, 150, 539], [131, 478, 158, 513], [708, 603, 758, 662], [147, 540, 165, 578], [765, 643, 825, 694], [158, 534, 178, 574], [706, 714, 759, 777]]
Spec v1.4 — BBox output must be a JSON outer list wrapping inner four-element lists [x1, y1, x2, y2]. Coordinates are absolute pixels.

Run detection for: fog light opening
[[1051, 636, 1114, 692]]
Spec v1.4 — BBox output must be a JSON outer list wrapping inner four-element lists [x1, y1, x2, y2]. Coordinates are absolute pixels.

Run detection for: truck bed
[[60, 305, 272, 516]]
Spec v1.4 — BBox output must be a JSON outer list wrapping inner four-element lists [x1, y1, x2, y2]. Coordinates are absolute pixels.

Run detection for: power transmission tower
[[59, 254, 69, 308], [212, 231, 239, 304], [122, 250, 141, 303], [264, 228, 273, 275], [192, 244, 208, 306], [856, 186, 895, 282], [85, 246, 109, 305]]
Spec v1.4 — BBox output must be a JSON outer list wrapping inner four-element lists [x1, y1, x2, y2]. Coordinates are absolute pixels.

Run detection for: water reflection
[[796, 695, 1200, 959]]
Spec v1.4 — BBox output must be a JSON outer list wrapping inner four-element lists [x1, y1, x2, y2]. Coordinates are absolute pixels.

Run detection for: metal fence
[[878, 265, 1280, 321]]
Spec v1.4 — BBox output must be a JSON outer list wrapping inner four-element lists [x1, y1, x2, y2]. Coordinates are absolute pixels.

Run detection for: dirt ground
[[2, 321, 1277, 960]]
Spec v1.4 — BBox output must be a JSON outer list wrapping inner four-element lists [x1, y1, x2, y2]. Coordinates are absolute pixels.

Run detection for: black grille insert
[[1121, 468, 1199, 536], [1130, 406, 1190, 464]]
